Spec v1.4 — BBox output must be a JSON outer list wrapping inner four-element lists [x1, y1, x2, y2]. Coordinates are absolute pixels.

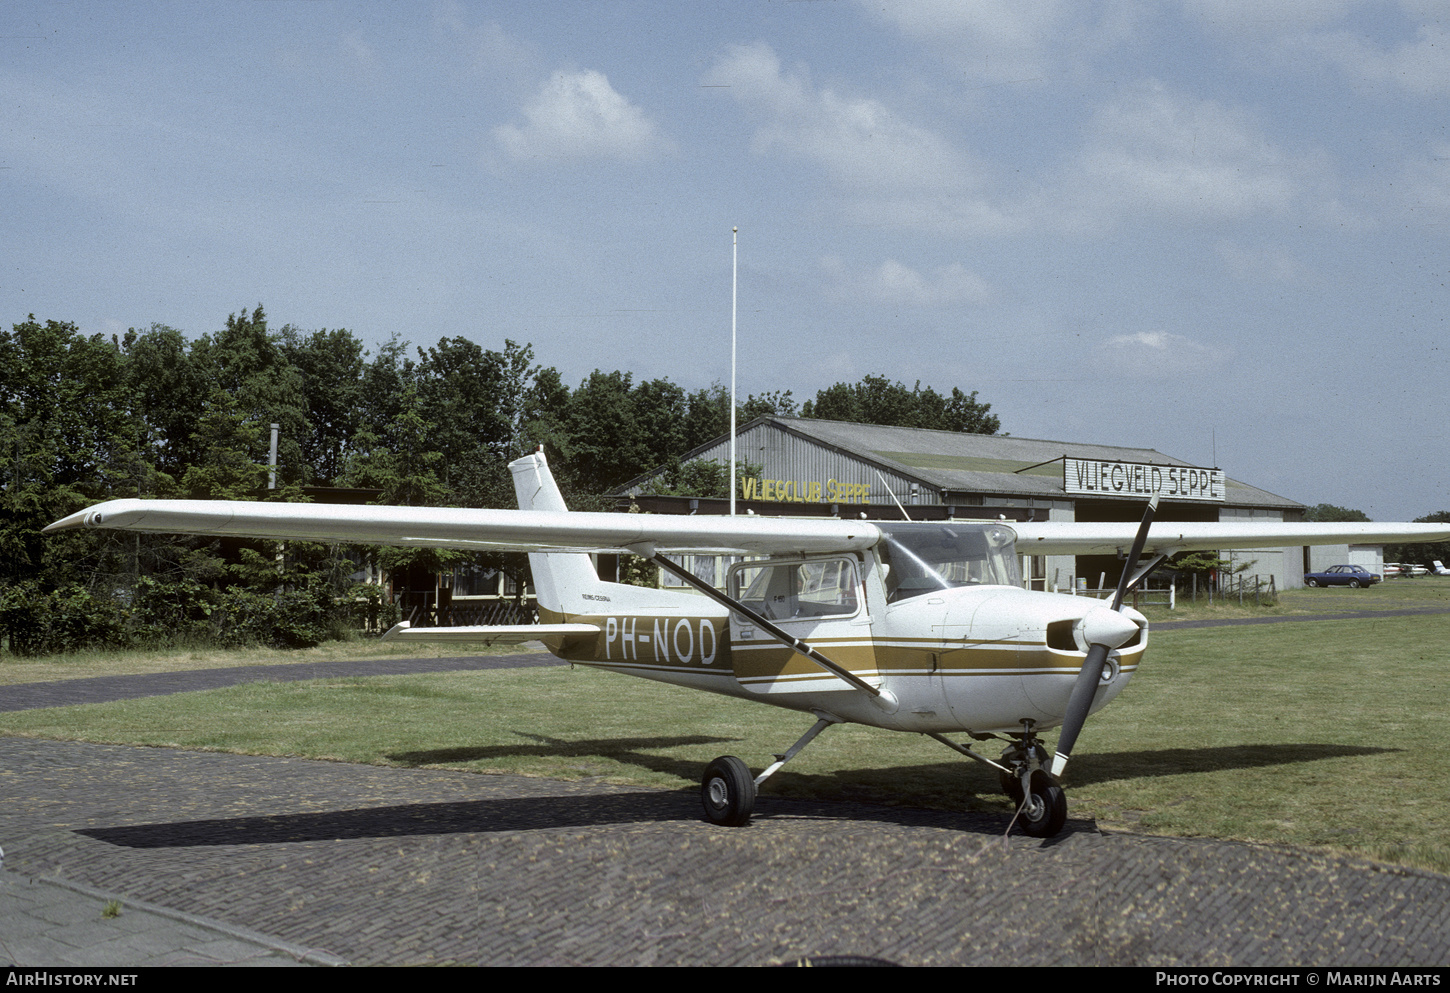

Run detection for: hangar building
[[619, 416, 1332, 592]]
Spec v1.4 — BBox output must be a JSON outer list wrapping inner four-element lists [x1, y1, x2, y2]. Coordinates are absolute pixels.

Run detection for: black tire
[[701, 755, 756, 826], [1306, 579, 1318, 587], [1349, 580, 1361, 589], [1018, 771, 1067, 838]]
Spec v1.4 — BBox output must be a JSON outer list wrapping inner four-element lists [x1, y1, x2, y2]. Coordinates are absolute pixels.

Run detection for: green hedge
[[0, 579, 397, 657]]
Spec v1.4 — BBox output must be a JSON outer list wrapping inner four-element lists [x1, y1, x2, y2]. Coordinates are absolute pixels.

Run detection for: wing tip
[[43, 509, 93, 533]]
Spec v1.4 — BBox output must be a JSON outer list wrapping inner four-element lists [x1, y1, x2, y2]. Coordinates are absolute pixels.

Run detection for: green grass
[[0, 634, 533, 685], [1132, 574, 1450, 623], [2, 610, 1449, 874]]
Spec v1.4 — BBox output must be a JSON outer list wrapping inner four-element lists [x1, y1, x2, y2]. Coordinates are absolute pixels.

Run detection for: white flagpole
[[730, 226, 738, 517]]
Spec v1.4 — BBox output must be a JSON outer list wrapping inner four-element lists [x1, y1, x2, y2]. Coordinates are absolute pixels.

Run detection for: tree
[[1385, 511, 1450, 568], [642, 459, 764, 499], [343, 382, 457, 577], [1302, 503, 1371, 522], [563, 370, 652, 493], [0, 318, 141, 588], [186, 306, 309, 490], [740, 389, 797, 421], [800, 374, 999, 434], [122, 324, 209, 483], [415, 337, 511, 475], [280, 326, 365, 485], [180, 389, 272, 500]]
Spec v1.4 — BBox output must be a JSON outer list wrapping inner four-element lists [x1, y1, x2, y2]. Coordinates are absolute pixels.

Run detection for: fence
[[403, 598, 539, 628], [1059, 573, 1277, 610]]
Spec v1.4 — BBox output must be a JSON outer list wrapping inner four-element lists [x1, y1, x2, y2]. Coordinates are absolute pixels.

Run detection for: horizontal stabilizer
[[380, 621, 600, 645]]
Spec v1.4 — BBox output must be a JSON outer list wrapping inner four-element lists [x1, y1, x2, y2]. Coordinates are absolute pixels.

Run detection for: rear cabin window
[[729, 558, 860, 620]]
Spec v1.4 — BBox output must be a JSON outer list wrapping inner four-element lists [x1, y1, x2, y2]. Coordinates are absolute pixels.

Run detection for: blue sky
[[3, 1, 1447, 520]]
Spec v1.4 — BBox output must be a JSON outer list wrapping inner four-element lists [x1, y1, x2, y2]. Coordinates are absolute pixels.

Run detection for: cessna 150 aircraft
[[46, 451, 1450, 837]]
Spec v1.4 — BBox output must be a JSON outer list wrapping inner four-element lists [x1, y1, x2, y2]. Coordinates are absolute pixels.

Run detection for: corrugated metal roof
[[620, 416, 1302, 510]]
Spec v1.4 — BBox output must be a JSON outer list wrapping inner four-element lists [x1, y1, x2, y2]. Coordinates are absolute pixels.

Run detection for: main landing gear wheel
[[1018, 771, 1067, 838], [701, 755, 756, 827]]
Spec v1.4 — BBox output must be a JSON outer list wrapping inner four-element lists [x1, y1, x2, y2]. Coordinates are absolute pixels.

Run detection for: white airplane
[[44, 452, 1450, 837], [1433, 561, 1450, 576]]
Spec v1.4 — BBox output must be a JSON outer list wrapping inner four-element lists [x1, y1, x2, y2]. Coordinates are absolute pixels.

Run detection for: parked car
[[1304, 565, 1382, 588]]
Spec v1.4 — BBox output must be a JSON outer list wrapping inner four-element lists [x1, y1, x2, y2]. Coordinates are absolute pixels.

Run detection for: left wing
[[46, 499, 1450, 558], [1012, 520, 1450, 557], [43, 498, 883, 556]]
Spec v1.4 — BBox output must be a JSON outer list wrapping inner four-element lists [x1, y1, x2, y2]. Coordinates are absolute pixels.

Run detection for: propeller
[[1049, 492, 1159, 778]]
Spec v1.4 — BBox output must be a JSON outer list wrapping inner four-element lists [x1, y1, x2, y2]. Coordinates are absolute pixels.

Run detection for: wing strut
[[1121, 549, 1179, 594], [639, 549, 884, 699]]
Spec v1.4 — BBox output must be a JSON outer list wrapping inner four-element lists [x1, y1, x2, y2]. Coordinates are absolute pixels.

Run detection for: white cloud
[[1215, 239, 1320, 285], [859, 0, 1097, 81], [1097, 330, 1232, 377], [704, 42, 1018, 233], [273, 28, 385, 85], [1294, 22, 1450, 96], [494, 69, 671, 162], [823, 257, 992, 306], [1396, 142, 1450, 221], [705, 42, 972, 190], [1183, 1, 1450, 96], [432, 4, 536, 85], [1054, 81, 1302, 227], [1180, 0, 1358, 38]]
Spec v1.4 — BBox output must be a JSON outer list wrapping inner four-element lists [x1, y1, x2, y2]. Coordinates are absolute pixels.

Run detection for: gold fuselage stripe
[[537, 608, 1144, 682]]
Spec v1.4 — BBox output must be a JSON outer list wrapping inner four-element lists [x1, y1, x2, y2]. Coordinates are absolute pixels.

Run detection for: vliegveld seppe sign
[[1063, 458, 1225, 502]]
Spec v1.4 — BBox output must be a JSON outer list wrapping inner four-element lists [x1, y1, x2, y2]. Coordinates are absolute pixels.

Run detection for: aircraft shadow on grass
[[1062, 742, 1397, 788], [386, 730, 741, 785], [75, 739, 1392, 850]]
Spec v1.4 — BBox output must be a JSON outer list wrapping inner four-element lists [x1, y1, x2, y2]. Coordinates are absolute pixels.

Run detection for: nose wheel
[[1016, 771, 1067, 838], [999, 735, 1066, 838]]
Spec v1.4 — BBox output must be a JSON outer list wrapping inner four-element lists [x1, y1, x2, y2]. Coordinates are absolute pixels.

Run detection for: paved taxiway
[[3, 649, 1449, 966]]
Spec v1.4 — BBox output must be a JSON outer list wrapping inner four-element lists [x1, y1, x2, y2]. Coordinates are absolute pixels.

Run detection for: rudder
[[508, 450, 605, 613]]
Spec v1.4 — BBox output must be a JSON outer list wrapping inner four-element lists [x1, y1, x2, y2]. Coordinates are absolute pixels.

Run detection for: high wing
[[46, 499, 1450, 558], [43, 498, 882, 556], [1012, 520, 1450, 557]]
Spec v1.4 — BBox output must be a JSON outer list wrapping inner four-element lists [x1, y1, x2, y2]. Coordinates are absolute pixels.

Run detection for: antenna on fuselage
[[876, 470, 909, 520]]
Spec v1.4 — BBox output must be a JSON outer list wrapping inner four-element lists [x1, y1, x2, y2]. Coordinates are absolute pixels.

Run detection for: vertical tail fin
[[509, 450, 605, 614]]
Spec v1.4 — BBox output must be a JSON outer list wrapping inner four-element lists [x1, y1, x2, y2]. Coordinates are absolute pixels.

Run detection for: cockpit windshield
[[877, 521, 1020, 603]]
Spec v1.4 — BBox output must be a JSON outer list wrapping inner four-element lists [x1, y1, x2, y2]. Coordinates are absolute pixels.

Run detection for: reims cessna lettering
[[46, 452, 1450, 837]]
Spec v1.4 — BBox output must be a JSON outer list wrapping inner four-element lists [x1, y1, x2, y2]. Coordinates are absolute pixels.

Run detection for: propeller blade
[[1051, 492, 1159, 778], [1050, 643, 1109, 778], [1110, 492, 1160, 611]]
